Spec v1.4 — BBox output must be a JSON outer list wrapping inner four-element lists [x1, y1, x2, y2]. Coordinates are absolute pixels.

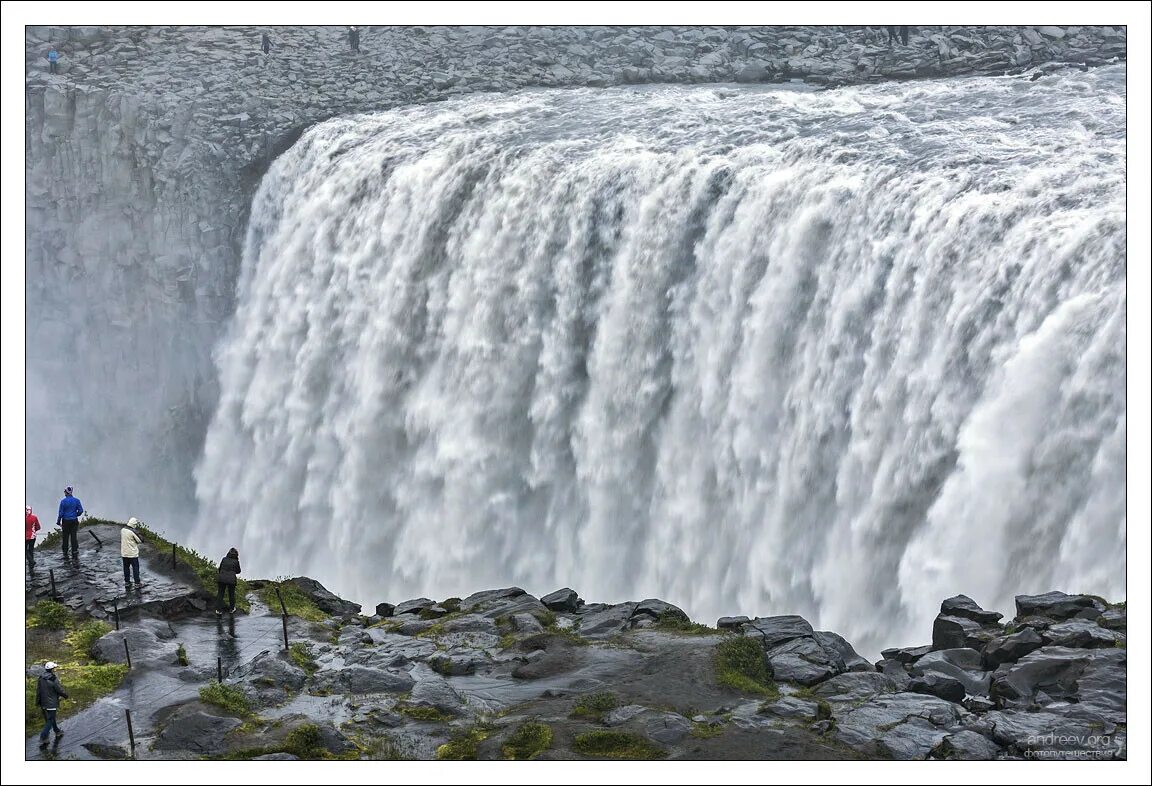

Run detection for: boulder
[[765, 636, 839, 686], [1037, 26, 1067, 39], [374, 602, 396, 618], [907, 674, 966, 704], [910, 649, 990, 696], [975, 710, 1120, 757], [982, 628, 1044, 669], [1098, 607, 1126, 631], [92, 622, 180, 665], [510, 612, 545, 633], [717, 616, 751, 630], [880, 645, 931, 665], [462, 588, 547, 619], [441, 614, 500, 635], [394, 597, 437, 615], [990, 645, 1093, 702], [577, 603, 637, 637], [153, 709, 242, 753], [644, 711, 692, 744], [428, 653, 482, 676], [1014, 591, 1104, 621], [933, 730, 1003, 760], [761, 696, 821, 720], [814, 671, 904, 702], [632, 598, 688, 622], [939, 595, 1003, 625], [286, 577, 361, 616], [409, 674, 466, 714], [540, 588, 582, 613], [962, 695, 996, 713], [604, 704, 648, 726], [1041, 620, 1116, 649], [735, 63, 770, 82], [813, 631, 873, 672], [931, 615, 984, 651], [833, 693, 963, 760], [339, 664, 415, 694], [745, 615, 815, 649]]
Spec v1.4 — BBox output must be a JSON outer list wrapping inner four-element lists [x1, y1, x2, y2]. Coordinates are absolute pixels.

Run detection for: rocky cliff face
[[24, 523, 1127, 761], [24, 24, 1127, 523]]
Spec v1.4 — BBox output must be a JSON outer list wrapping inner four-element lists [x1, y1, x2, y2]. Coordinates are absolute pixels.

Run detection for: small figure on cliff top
[[121, 517, 143, 586], [215, 547, 242, 615], [36, 662, 69, 747], [348, 26, 361, 54], [56, 486, 84, 561], [26, 505, 41, 569], [886, 26, 910, 46], [46, 47, 59, 74], [261, 30, 273, 55]]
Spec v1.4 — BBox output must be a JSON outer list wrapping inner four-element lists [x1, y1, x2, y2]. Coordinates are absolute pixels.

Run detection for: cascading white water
[[194, 66, 1126, 655]]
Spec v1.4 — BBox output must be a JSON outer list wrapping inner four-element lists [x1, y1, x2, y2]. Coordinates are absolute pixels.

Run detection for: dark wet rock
[[1014, 591, 1104, 621], [644, 711, 692, 744], [931, 614, 984, 651], [632, 598, 688, 622], [813, 631, 873, 673], [717, 616, 751, 630], [393, 618, 438, 636], [540, 588, 582, 612], [933, 729, 1003, 760], [833, 693, 963, 760], [394, 597, 437, 615], [939, 594, 1003, 625], [462, 587, 547, 620], [119, 589, 215, 621], [910, 649, 990, 696], [253, 753, 300, 760], [982, 628, 1044, 668], [745, 615, 815, 649], [908, 673, 966, 703], [814, 671, 904, 702], [962, 695, 996, 713], [973, 710, 1122, 757], [285, 577, 361, 616], [461, 586, 527, 609], [374, 602, 395, 618], [765, 635, 840, 686], [154, 708, 242, 753], [989, 645, 1123, 712], [83, 742, 131, 760], [1041, 619, 1117, 648], [604, 704, 648, 726], [337, 664, 415, 694], [880, 644, 931, 664], [409, 673, 466, 714], [93, 621, 180, 664], [761, 696, 821, 720], [576, 602, 637, 637], [1098, 607, 1126, 630], [441, 614, 500, 635], [428, 653, 483, 676], [510, 612, 544, 633]]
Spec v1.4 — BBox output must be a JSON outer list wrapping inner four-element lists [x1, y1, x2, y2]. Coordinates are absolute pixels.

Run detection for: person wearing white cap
[[121, 518, 143, 586], [36, 662, 69, 745]]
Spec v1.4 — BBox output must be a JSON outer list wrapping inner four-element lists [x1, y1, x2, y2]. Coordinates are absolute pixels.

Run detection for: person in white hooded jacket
[[121, 518, 143, 585]]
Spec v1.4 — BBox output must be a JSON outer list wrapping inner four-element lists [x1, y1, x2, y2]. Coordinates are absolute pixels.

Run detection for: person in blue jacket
[[46, 47, 59, 74], [56, 486, 84, 560]]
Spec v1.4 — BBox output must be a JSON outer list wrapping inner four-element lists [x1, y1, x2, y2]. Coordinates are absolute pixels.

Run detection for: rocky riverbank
[[23, 23, 1128, 530], [24, 520, 1126, 761]]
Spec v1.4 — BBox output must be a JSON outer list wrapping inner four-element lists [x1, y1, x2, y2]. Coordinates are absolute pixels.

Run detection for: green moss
[[501, 720, 552, 759], [436, 727, 489, 760], [714, 637, 778, 698], [289, 642, 318, 674], [572, 731, 666, 760], [259, 582, 327, 622], [497, 633, 518, 649], [441, 597, 462, 613], [570, 691, 619, 722], [395, 702, 452, 723], [533, 609, 558, 628], [690, 721, 726, 738], [199, 682, 252, 717], [653, 611, 718, 635], [25, 663, 129, 737], [64, 620, 111, 661], [283, 723, 325, 759], [28, 600, 73, 630], [175, 643, 189, 667]]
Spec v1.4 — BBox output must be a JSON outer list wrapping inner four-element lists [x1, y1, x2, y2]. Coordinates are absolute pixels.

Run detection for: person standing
[[348, 26, 360, 53], [46, 47, 59, 74], [261, 30, 273, 55], [56, 487, 84, 560], [36, 662, 69, 746], [26, 506, 41, 568], [121, 517, 143, 585], [215, 548, 241, 615]]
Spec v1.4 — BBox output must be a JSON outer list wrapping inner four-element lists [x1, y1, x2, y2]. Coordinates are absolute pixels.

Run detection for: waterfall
[[194, 66, 1126, 654]]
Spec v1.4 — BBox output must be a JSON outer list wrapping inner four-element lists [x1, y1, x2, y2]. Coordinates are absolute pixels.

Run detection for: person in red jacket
[[26, 505, 41, 568]]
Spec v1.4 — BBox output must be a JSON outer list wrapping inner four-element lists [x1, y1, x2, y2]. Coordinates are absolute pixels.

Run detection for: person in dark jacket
[[26, 505, 41, 568], [261, 31, 273, 54], [56, 487, 84, 560], [348, 26, 360, 53], [37, 662, 69, 745], [216, 548, 241, 614]]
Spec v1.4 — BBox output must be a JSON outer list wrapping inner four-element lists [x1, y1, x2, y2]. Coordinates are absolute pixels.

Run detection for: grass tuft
[[501, 720, 552, 760], [259, 582, 327, 622], [572, 730, 666, 760], [199, 682, 252, 717], [569, 691, 619, 722], [436, 726, 489, 760], [714, 636, 778, 698]]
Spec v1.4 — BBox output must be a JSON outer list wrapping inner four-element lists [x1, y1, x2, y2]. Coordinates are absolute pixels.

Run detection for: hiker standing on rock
[[121, 517, 143, 586], [215, 547, 241, 615], [348, 26, 361, 53], [36, 662, 69, 746], [26, 506, 41, 569], [261, 30, 273, 55], [56, 486, 84, 560], [46, 47, 59, 74]]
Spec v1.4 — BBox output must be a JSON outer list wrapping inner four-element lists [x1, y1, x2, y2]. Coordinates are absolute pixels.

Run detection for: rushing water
[[193, 67, 1126, 654]]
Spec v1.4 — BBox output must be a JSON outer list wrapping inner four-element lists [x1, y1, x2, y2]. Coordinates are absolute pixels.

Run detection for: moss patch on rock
[[572, 730, 667, 760], [714, 636, 778, 698], [501, 720, 553, 759]]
